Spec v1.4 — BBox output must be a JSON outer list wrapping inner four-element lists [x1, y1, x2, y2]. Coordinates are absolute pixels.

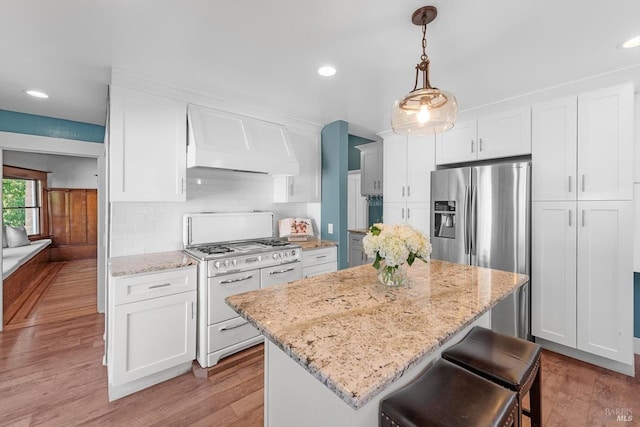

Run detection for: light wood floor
[[1, 260, 638, 426], [4, 259, 97, 330]]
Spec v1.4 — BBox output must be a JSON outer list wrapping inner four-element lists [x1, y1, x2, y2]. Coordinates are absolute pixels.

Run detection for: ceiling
[[1, 0, 639, 136]]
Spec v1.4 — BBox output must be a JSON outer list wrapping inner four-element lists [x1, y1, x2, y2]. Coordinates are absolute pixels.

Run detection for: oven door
[[260, 262, 302, 288], [208, 269, 260, 324]]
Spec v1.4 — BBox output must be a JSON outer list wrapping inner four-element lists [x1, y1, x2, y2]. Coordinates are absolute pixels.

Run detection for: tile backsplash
[[110, 168, 318, 257]]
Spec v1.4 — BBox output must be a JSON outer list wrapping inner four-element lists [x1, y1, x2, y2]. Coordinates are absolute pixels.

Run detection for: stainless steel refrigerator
[[431, 161, 531, 339]]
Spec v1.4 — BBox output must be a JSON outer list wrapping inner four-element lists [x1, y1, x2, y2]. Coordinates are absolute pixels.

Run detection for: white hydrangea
[[362, 223, 431, 268]]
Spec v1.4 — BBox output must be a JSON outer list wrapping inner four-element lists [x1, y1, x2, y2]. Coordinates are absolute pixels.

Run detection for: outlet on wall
[[328, 223, 334, 234]]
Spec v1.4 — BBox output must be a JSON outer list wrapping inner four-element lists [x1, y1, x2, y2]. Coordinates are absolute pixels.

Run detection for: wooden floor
[[0, 260, 638, 426], [4, 259, 97, 330]]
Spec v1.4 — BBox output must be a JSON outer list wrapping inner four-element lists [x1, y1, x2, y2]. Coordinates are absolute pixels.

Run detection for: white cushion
[[5, 225, 30, 248]]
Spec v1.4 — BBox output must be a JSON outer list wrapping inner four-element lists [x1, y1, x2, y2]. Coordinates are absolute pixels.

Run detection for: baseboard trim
[[634, 337, 640, 355], [536, 338, 635, 377]]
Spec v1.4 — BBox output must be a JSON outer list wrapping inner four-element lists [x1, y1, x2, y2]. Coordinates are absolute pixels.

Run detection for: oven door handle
[[218, 275, 253, 284], [269, 267, 296, 275], [219, 321, 249, 331]]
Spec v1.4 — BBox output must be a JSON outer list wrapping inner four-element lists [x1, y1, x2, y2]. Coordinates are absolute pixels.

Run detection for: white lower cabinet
[[383, 202, 430, 237], [302, 246, 338, 278], [108, 266, 197, 400], [532, 201, 633, 366]]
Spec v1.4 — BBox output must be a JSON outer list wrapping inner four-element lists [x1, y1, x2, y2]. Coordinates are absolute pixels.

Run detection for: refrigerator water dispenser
[[433, 201, 456, 239]]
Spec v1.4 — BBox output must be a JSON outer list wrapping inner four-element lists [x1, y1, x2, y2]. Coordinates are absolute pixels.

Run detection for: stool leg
[[530, 367, 542, 427]]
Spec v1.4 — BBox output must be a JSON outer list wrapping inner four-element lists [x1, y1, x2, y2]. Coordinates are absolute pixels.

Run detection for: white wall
[[109, 168, 320, 257], [3, 151, 98, 189]]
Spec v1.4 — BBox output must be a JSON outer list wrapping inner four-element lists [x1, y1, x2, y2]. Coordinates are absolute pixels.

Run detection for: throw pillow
[[2, 226, 7, 248], [5, 225, 30, 248]]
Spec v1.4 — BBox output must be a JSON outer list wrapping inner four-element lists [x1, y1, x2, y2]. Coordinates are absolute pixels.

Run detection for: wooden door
[[48, 189, 69, 245]]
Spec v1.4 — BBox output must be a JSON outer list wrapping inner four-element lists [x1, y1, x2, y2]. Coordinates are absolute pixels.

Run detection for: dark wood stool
[[380, 359, 517, 427], [442, 326, 542, 427]]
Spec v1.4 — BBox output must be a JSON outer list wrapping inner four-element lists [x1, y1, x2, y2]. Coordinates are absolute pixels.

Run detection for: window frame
[[3, 165, 48, 238]]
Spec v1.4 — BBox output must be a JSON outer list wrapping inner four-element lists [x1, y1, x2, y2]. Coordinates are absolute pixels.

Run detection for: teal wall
[[321, 121, 349, 269], [0, 109, 105, 143], [635, 273, 640, 339], [347, 135, 373, 171]]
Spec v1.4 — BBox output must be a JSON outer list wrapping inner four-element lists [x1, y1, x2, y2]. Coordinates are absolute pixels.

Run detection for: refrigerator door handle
[[470, 184, 477, 255], [463, 185, 470, 255]]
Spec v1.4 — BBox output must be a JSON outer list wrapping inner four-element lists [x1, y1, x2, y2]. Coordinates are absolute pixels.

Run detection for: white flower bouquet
[[362, 223, 432, 286]]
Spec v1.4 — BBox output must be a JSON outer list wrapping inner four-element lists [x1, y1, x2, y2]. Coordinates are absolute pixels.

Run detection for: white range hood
[[187, 104, 299, 176]]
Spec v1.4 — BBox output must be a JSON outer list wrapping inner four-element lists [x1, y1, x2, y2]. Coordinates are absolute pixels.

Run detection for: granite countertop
[[226, 260, 528, 409], [110, 251, 198, 277], [294, 239, 338, 250], [348, 228, 369, 234]]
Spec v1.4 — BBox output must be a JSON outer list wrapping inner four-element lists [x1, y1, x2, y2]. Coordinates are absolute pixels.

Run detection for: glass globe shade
[[391, 88, 458, 135]]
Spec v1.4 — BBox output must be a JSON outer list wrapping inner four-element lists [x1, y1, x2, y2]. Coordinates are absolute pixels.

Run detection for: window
[[2, 166, 48, 236], [3, 178, 42, 234]]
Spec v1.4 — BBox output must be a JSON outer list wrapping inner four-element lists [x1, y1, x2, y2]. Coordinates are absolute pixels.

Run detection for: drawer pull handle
[[315, 255, 328, 259], [219, 321, 249, 331], [219, 275, 253, 284], [148, 283, 171, 289], [269, 267, 295, 275]]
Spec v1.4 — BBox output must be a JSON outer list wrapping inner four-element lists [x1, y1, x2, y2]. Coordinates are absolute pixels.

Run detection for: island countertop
[[226, 260, 528, 409]]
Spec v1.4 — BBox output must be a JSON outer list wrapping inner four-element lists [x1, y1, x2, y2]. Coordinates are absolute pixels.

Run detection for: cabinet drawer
[[349, 234, 365, 246], [208, 270, 260, 324], [112, 266, 197, 305], [303, 262, 338, 279], [208, 317, 260, 353], [302, 247, 337, 268]]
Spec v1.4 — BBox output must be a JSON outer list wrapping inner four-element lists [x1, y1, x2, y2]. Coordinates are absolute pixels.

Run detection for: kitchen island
[[226, 260, 529, 427]]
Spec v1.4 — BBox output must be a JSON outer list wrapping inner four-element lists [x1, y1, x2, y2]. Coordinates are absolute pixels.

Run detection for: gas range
[[183, 238, 301, 275], [184, 212, 305, 368]]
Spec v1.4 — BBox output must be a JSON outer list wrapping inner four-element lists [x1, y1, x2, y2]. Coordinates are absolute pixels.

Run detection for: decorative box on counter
[[278, 218, 314, 242]]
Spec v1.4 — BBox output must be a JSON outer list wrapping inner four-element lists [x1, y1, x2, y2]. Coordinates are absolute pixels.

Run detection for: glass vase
[[377, 263, 407, 287]]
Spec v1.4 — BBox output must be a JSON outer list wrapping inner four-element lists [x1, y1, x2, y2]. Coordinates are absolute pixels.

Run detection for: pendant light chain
[[421, 23, 428, 63]]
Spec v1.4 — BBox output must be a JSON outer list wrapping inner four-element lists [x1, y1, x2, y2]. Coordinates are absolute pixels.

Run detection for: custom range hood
[[187, 104, 299, 175]]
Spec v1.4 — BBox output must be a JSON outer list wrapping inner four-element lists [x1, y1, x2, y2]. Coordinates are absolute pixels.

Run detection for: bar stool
[[380, 359, 517, 427], [442, 326, 542, 427]]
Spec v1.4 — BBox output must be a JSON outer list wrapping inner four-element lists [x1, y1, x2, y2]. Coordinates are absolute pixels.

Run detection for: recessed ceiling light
[[24, 89, 49, 99], [318, 66, 336, 77], [620, 35, 640, 49]]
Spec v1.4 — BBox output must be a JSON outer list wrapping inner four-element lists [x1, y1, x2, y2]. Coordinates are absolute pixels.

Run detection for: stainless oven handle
[[219, 275, 253, 284], [219, 321, 249, 331], [269, 267, 296, 275]]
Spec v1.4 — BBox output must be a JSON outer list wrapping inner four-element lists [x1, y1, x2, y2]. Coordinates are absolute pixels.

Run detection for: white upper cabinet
[[382, 132, 435, 204], [532, 96, 578, 201], [273, 130, 321, 203], [358, 142, 383, 196], [109, 85, 187, 202], [436, 107, 531, 165], [532, 83, 633, 202], [435, 119, 477, 165], [577, 84, 633, 201]]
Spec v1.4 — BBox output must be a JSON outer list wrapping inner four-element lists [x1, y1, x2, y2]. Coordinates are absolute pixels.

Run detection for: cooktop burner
[[257, 239, 290, 247], [198, 245, 233, 255]]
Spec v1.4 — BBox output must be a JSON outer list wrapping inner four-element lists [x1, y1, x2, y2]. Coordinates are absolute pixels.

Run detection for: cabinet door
[[361, 147, 380, 196], [382, 134, 407, 203], [111, 291, 196, 386], [348, 173, 368, 229], [406, 202, 431, 237], [68, 190, 87, 245], [577, 84, 633, 201], [576, 201, 633, 364], [383, 202, 407, 227], [274, 131, 321, 203], [531, 202, 577, 347], [531, 97, 578, 201], [47, 189, 69, 245], [477, 106, 531, 160], [85, 190, 98, 245], [435, 119, 477, 165], [406, 134, 435, 203], [109, 85, 187, 202]]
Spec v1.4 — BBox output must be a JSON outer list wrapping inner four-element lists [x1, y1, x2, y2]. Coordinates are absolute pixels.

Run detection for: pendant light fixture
[[391, 6, 457, 135]]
